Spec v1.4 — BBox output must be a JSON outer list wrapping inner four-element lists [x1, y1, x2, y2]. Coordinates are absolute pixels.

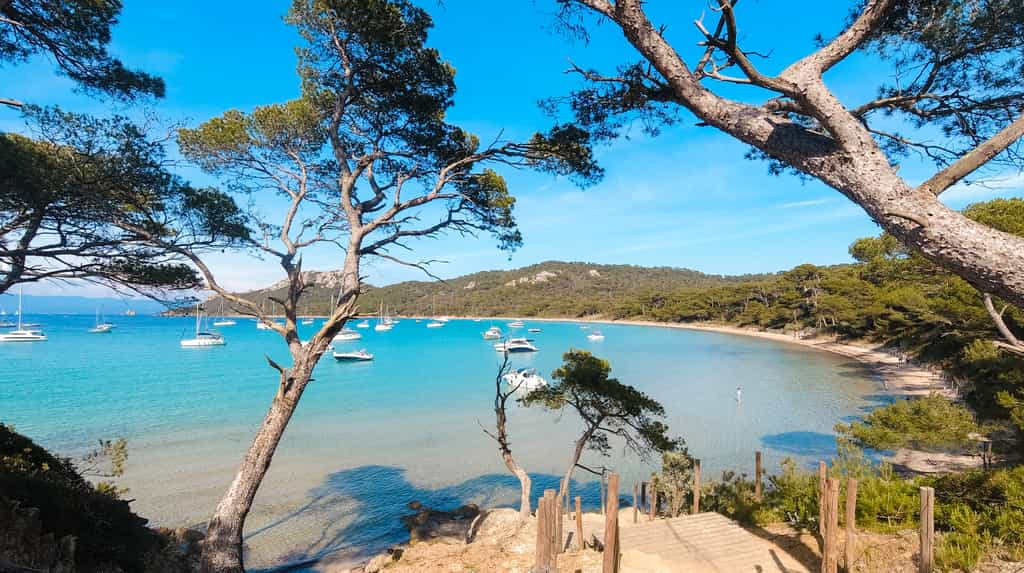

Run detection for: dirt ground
[[333, 510, 1023, 573]]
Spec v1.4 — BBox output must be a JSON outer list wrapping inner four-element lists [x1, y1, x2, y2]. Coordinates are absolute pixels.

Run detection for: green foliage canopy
[[0, 0, 164, 103]]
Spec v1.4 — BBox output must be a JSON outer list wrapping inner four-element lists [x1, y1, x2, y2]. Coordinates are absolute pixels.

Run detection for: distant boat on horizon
[[0, 288, 46, 342]]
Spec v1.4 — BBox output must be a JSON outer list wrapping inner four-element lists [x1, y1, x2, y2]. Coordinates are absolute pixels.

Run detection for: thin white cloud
[[778, 198, 835, 209], [941, 172, 1024, 206]]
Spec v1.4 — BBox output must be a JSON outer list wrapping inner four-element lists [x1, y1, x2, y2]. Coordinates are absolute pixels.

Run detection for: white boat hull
[[180, 337, 225, 347]]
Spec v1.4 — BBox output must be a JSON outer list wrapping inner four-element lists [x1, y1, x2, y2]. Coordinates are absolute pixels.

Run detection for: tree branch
[[917, 113, 1024, 196], [785, 0, 897, 77], [984, 293, 1022, 349]]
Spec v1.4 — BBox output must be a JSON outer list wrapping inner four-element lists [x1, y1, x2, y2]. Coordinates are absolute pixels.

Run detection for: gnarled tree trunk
[[200, 258, 360, 573]]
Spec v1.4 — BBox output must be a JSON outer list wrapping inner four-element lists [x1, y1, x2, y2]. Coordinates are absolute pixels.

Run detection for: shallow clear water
[[0, 315, 892, 568]]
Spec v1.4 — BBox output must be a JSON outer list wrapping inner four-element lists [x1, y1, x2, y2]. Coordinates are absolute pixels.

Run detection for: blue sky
[[3, 1, 1021, 295]]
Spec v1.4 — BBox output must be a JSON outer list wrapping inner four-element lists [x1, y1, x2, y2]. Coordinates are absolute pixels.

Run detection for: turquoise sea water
[[0, 315, 893, 569]]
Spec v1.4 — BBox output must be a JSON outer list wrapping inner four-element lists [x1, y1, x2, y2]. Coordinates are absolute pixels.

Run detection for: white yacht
[[426, 320, 444, 328], [0, 289, 46, 342], [333, 329, 363, 342], [528, 327, 542, 333], [256, 319, 273, 330], [333, 349, 374, 361], [356, 320, 370, 329], [493, 338, 538, 353], [503, 368, 548, 390], [301, 318, 314, 325], [181, 304, 225, 348], [508, 320, 525, 328], [587, 330, 605, 341], [482, 326, 502, 340]]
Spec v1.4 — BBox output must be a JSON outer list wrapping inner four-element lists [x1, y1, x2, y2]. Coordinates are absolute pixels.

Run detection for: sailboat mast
[[17, 287, 23, 330]]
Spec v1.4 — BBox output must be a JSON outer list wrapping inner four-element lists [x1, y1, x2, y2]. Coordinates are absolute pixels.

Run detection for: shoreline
[[171, 312, 951, 398], [447, 315, 951, 399]]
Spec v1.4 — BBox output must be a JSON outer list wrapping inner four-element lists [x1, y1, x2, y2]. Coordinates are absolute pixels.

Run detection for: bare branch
[[918, 114, 1024, 196], [785, 0, 897, 77], [984, 293, 1022, 349]]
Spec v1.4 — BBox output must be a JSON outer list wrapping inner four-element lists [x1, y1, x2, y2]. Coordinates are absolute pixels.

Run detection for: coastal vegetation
[[655, 445, 1024, 571], [519, 350, 680, 502], [0, 424, 199, 572]]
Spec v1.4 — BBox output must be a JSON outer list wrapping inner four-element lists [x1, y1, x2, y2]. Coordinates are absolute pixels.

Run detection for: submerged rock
[[400, 503, 480, 545]]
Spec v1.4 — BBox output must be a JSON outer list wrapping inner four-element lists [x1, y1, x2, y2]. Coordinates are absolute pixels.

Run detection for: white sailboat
[[355, 320, 370, 329], [213, 302, 236, 326], [374, 301, 393, 331], [180, 304, 225, 348], [587, 330, 605, 341], [0, 288, 46, 342], [482, 326, 502, 339], [89, 308, 114, 333]]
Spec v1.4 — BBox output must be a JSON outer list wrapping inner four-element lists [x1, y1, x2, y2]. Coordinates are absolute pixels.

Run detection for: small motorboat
[[494, 338, 538, 353], [333, 329, 362, 342], [482, 326, 501, 339], [528, 328, 542, 333], [213, 319, 237, 327], [587, 330, 605, 341], [503, 368, 548, 391], [300, 318, 314, 325], [356, 320, 371, 329], [333, 349, 374, 361], [508, 320, 525, 328], [426, 321, 444, 328]]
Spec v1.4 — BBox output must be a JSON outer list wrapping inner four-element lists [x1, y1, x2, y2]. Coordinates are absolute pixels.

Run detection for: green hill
[[201, 261, 776, 318]]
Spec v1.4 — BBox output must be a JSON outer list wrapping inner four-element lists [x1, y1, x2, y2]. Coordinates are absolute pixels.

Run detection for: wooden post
[[575, 496, 584, 550], [542, 489, 558, 567], [633, 481, 639, 524], [818, 461, 827, 533], [920, 487, 935, 573], [640, 481, 647, 510], [536, 496, 552, 572], [556, 493, 564, 554], [600, 473, 607, 516], [648, 478, 656, 521], [602, 473, 620, 573], [691, 459, 701, 514], [755, 451, 763, 502], [845, 478, 858, 572], [821, 478, 840, 573]]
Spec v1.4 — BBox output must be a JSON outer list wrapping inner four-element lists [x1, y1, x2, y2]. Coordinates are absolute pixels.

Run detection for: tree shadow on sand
[[245, 465, 603, 572]]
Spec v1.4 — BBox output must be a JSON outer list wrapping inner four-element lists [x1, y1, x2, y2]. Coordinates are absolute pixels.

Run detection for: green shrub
[[835, 394, 984, 452], [701, 470, 760, 525], [938, 531, 986, 571], [761, 458, 821, 530]]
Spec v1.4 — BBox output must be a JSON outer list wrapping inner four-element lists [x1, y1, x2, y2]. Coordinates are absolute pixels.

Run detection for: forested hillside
[[202, 261, 774, 318]]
